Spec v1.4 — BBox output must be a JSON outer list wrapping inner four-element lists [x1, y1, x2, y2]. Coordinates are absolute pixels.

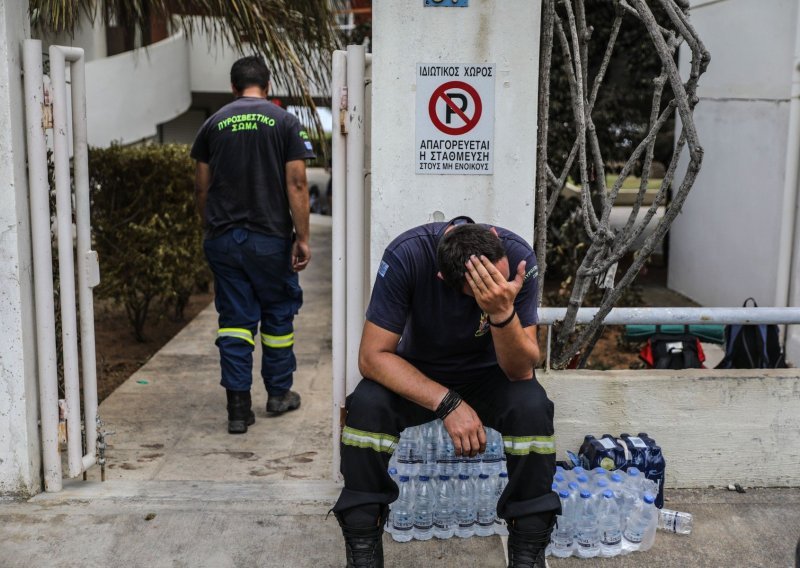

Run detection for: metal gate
[[22, 40, 101, 492]]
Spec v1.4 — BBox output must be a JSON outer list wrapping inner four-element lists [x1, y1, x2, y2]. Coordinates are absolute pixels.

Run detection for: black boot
[[226, 389, 255, 434], [507, 516, 555, 568], [334, 508, 386, 568]]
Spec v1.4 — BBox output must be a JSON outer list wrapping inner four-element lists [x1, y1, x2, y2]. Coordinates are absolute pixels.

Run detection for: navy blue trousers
[[203, 228, 302, 395], [333, 369, 560, 524]]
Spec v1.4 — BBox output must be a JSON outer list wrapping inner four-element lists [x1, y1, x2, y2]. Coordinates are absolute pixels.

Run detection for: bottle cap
[[558, 490, 570, 499], [459, 474, 470, 480], [552, 482, 559, 491], [439, 475, 450, 481], [479, 473, 489, 479], [554, 473, 565, 483], [603, 490, 614, 499], [597, 479, 608, 488], [593, 467, 607, 475], [580, 490, 592, 499], [610, 473, 623, 482], [643, 493, 655, 504], [555, 465, 564, 473], [388, 467, 397, 475], [568, 482, 579, 491], [577, 475, 589, 484], [419, 475, 430, 481], [628, 467, 640, 476], [573, 466, 585, 475], [499, 472, 508, 478], [399, 476, 410, 482], [637, 432, 649, 438], [620, 432, 630, 438]]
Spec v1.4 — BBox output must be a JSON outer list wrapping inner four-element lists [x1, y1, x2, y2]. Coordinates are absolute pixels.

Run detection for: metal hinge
[[339, 86, 349, 135], [42, 87, 53, 129]]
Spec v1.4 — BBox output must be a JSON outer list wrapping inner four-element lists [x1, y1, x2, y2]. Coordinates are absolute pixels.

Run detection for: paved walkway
[[1, 219, 798, 567]]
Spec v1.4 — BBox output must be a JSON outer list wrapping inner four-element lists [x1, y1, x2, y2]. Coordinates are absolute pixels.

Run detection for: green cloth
[[624, 324, 725, 344]]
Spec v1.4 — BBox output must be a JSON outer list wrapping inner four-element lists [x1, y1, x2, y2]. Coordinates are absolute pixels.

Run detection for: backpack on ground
[[639, 325, 705, 370], [716, 298, 787, 369]]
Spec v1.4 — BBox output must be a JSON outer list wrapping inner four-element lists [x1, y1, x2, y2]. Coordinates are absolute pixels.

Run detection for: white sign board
[[415, 63, 495, 175]]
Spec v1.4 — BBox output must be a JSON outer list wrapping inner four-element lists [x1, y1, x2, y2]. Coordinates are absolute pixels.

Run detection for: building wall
[[85, 32, 191, 147], [0, 0, 42, 497], [370, 0, 541, 276], [669, 0, 796, 306], [34, 6, 107, 62]]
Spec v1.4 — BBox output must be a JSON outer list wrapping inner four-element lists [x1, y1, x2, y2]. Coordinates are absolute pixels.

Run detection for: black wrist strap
[[488, 309, 516, 328], [435, 390, 463, 421]]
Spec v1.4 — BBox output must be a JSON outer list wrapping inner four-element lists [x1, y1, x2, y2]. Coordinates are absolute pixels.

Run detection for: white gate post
[[0, 0, 42, 497]]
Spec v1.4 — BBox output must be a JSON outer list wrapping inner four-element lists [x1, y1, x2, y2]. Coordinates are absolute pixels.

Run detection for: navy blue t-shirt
[[191, 97, 316, 239], [365, 222, 539, 384]]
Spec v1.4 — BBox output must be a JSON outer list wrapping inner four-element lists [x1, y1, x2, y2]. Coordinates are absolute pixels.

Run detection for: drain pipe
[[331, 49, 347, 482], [776, 2, 800, 322], [345, 44, 367, 397]]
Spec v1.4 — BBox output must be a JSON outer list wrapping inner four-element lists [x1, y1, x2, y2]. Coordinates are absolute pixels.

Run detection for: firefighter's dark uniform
[[332, 220, 561, 526], [191, 97, 315, 395]]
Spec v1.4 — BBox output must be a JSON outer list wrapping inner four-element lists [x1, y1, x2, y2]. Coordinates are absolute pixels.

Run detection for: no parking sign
[[416, 63, 495, 175]]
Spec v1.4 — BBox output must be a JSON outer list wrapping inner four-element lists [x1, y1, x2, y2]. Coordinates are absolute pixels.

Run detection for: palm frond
[[29, 0, 344, 141]]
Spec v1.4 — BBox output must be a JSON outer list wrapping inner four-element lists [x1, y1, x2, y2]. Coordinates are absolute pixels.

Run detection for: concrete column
[[370, 0, 542, 275], [0, 0, 42, 497]]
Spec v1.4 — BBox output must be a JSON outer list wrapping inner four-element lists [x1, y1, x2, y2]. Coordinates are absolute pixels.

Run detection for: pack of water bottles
[[549, 432, 692, 559], [386, 420, 509, 542], [549, 464, 659, 558]]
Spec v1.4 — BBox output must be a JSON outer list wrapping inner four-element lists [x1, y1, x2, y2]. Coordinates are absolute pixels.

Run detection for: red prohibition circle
[[428, 80, 482, 136]]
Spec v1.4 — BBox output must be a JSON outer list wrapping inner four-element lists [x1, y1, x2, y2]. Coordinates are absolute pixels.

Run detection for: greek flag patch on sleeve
[[378, 261, 390, 277]]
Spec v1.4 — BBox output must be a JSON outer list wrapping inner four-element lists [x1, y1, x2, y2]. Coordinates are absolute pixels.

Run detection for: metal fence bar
[[538, 307, 800, 326], [49, 44, 98, 478]]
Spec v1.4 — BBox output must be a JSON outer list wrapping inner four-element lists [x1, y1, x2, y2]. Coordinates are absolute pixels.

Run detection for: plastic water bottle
[[608, 472, 626, 511], [437, 429, 458, 477], [550, 491, 574, 558], [463, 452, 481, 480], [482, 430, 504, 475], [645, 445, 666, 508], [396, 436, 419, 478], [433, 475, 456, 539], [454, 474, 476, 538], [475, 474, 496, 536], [420, 421, 439, 478], [619, 433, 649, 471], [494, 471, 509, 536], [391, 476, 414, 542], [575, 490, 600, 558], [658, 508, 693, 534], [413, 475, 434, 540], [598, 490, 622, 557], [622, 493, 657, 553]]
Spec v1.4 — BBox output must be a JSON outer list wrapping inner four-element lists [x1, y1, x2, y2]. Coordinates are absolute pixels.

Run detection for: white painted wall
[[0, 0, 42, 497], [542, 369, 800, 488], [669, 0, 800, 362], [669, 99, 789, 307], [370, 1, 541, 276], [184, 17, 327, 98], [34, 6, 107, 62], [85, 32, 191, 147]]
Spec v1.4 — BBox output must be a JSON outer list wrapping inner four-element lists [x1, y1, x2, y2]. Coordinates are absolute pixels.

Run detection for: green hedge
[[89, 144, 207, 341]]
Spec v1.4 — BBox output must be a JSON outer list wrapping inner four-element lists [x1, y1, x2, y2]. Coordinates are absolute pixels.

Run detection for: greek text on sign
[[416, 63, 495, 175]]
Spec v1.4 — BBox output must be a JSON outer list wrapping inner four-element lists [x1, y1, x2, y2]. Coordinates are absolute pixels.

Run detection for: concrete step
[[4, 479, 507, 567]]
